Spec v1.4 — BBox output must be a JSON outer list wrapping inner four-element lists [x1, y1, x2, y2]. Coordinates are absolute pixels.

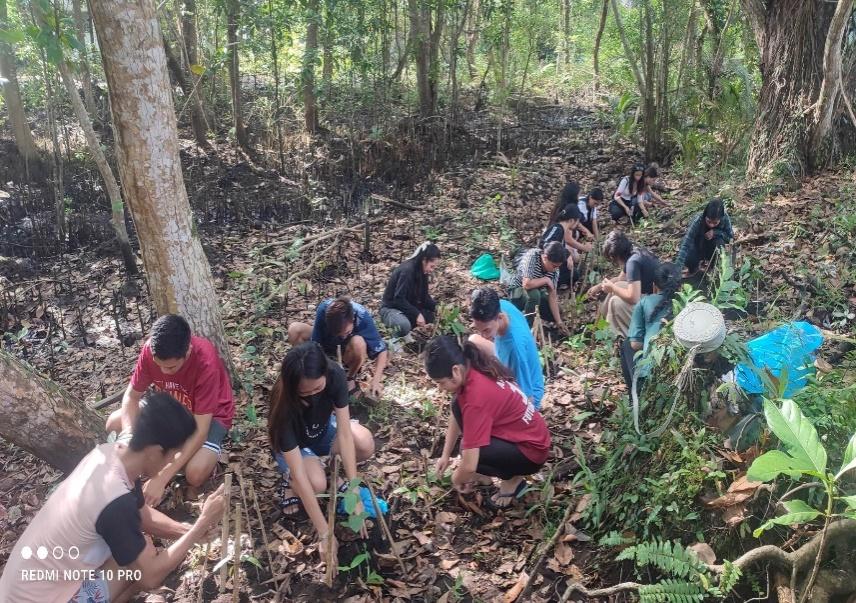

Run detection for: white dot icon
[[68, 546, 80, 560], [53, 546, 64, 560], [37, 546, 48, 560], [21, 546, 32, 560]]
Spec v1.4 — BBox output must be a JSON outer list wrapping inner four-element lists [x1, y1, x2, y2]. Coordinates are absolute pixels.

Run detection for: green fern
[[616, 540, 707, 580], [719, 560, 742, 594], [599, 531, 635, 547], [639, 580, 706, 603]]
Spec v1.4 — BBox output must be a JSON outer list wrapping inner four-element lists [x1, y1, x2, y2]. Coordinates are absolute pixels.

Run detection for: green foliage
[[435, 304, 467, 337], [638, 580, 706, 603]]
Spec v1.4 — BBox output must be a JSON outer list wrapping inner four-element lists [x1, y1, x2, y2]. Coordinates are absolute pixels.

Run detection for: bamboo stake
[[364, 480, 406, 575], [233, 467, 257, 581], [233, 503, 242, 603], [248, 483, 280, 597], [219, 473, 233, 593], [324, 455, 339, 588]]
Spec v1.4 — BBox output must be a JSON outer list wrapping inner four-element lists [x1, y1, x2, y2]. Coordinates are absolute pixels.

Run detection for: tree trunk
[[178, 0, 210, 148], [593, 0, 609, 90], [303, 0, 320, 132], [562, 0, 571, 66], [321, 0, 333, 94], [0, 0, 40, 167], [226, 0, 250, 150], [742, 0, 846, 176], [163, 35, 210, 148], [88, 0, 235, 373], [268, 0, 284, 171], [409, 0, 434, 116], [465, 0, 479, 79], [0, 349, 104, 472], [71, 0, 97, 118]]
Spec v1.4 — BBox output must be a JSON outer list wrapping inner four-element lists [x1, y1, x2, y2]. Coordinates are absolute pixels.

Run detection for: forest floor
[[1, 103, 855, 602]]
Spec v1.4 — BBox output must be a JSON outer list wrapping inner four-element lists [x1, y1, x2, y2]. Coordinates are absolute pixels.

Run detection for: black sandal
[[277, 477, 308, 521], [485, 480, 528, 511]]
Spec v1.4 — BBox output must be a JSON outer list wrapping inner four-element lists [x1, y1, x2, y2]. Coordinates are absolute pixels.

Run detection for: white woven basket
[[673, 302, 726, 353]]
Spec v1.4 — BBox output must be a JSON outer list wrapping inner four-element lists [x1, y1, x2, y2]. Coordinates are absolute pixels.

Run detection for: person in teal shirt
[[468, 287, 545, 409], [621, 262, 681, 390]]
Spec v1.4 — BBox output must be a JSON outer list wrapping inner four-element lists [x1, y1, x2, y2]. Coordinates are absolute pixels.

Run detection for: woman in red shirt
[[426, 336, 551, 509]]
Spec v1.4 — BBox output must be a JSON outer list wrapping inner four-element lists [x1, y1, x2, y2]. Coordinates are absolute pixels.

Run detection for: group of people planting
[[1, 170, 735, 602]]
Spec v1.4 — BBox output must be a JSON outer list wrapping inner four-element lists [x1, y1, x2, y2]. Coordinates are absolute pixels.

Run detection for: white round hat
[[673, 302, 726, 352]]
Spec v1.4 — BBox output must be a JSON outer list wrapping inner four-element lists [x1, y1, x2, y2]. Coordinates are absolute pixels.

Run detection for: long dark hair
[[648, 262, 682, 322], [406, 241, 441, 266], [425, 335, 514, 384], [626, 163, 645, 196], [268, 342, 329, 452], [703, 198, 726, 221], [549, 181, 580, 224]]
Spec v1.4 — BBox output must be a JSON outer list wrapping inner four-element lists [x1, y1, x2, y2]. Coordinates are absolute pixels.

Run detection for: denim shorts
[[69, 578, 110, 603], [275, 414, 360, 478]]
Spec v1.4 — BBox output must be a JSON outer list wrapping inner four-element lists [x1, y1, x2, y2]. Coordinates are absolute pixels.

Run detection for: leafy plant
[[436, 304, 467, 337], [340, 477, 369, 533]]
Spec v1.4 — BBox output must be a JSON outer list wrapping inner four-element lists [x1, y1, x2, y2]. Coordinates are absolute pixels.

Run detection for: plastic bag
[[735, 321, 823, 398], [338, 485, 388, 518], [470, 253, 500, 281]]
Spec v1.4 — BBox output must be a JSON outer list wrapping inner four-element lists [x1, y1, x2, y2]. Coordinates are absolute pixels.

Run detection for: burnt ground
[[1, 103, 855, 602]]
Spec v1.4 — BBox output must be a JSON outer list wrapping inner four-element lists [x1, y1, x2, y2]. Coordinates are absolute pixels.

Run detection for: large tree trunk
[[742, 0, 850, 176], [0, 349, 104, 472], [593, 0, 609, 90], [0, 0, 40, 168], [226, 0, 250, 151], [409, 0, 434, 116], [88, 0, 235, 373], [71, 0, 97, 118], [303, 0, 320, 132]]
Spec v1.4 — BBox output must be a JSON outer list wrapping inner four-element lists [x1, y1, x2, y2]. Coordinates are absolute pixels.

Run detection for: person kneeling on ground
[[508, 240, 569, 333], [0, 392, 226, 603], [588, 230, 660, 338], [541, 203, 587, 289], [426, 336, 551, 509], [380, 242, 440, 336], [268, 342, 375, 564], [106, 314, 235, 505], [288, 296, 389, 399], [620, 262, 682, 391], [609, 163, 646, 223], [676, 198, 734, 276], [577, 187, 604, 241], [468, 287, 545, 410]]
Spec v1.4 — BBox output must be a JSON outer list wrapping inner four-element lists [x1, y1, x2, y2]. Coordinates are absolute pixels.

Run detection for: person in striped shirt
[[507, 241, 569, 333]]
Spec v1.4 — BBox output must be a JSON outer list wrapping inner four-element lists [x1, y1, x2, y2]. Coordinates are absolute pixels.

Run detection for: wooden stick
[[219, 473, 232, 593], [324, 455, 339, 588], [233, 467, 258, 581], [364, 480, 407, 575], [233, 503, 242, 603], [196, 543, 209, 603], [518, 498, 575, 601], [249, 483, 280, 597]]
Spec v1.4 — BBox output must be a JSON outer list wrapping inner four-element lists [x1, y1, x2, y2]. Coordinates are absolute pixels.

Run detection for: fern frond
[[599, 531, 636, 547], [616, 540, 707, 579], [718, 560, 742, 593], [639, 579, 706, 603]]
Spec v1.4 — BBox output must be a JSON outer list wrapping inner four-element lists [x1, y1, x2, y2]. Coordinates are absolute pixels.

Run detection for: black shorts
[[451, 401, 543, 479]]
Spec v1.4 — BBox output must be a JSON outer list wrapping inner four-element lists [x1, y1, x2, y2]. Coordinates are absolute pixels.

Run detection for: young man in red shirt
[[106, 314, 235, 505]]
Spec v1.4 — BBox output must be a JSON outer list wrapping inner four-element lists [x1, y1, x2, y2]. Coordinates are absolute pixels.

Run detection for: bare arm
[[369, 350, 388, 395], [334, 405, 360, 482], [143, 414, 211, 505], [140, 505, 191, 540], [547, 287, 564, 326], [522, 276, 553, 290], [284, 448, 329, 536], [120, 386, 145, 432], [610, 280, 641, 305]]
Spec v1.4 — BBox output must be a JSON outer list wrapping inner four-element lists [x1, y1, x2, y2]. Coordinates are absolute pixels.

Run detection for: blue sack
[[736, 321, 823, 397], [338, 486, 388, 518]]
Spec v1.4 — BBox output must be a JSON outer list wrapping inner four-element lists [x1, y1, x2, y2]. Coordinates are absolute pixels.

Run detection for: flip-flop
[[485, 480, 528, 511], [277, 478, 308, 521]]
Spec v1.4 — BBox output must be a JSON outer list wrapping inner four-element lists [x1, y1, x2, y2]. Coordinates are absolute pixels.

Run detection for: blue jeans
[[274, 414, 340, 479]]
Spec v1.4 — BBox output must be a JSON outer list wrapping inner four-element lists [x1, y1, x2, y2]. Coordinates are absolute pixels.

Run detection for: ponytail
[[648, 262, 682, 322], [425, 335, 514, 384]]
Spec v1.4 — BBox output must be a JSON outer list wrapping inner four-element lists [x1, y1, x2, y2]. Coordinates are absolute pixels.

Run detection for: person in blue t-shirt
[[467, 287, 545, 409], [288, 297, 389, 398]]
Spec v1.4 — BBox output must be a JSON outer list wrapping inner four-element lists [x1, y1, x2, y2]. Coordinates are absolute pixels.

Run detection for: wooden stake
[[324, 455, 339, 588], [364, 480, 406, 575], [233, 503, 242, 603], [219, 473, 232, 593], [196, 543, 209, 603], [233, 467, 257, 581], [248, 483, 280, 597]]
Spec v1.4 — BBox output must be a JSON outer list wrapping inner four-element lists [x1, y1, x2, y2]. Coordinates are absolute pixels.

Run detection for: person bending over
[[288, 296, 389, 398], [427, 336, 551, 509], [635, 165, 664, 218], [540, 203, 585, 289], [0, 392, 226, 603], [588, 230, 660, 338], [468, 287, 545, 410], [676, 198, 734, 275], [380, 242, 440, 336], [577, 187, 604, 241], [547, 180, 580, 224], [620, 262, 681, 391], [268, 342, 375, 564], [508, 241, 569, 333], [610, 163, 647, 223], [106, 314, 234, 505]]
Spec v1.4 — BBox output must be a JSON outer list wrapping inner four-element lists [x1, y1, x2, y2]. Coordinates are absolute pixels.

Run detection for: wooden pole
[[249, 482, 280, 598], [219, 473, 233, 593], [324, 455, 339, 588], [232, 502, 242, 602], [364, 480, 406, 575]]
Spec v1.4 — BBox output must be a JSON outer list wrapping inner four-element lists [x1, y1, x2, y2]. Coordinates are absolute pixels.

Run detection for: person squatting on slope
[[379, 242, 440, 337]]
